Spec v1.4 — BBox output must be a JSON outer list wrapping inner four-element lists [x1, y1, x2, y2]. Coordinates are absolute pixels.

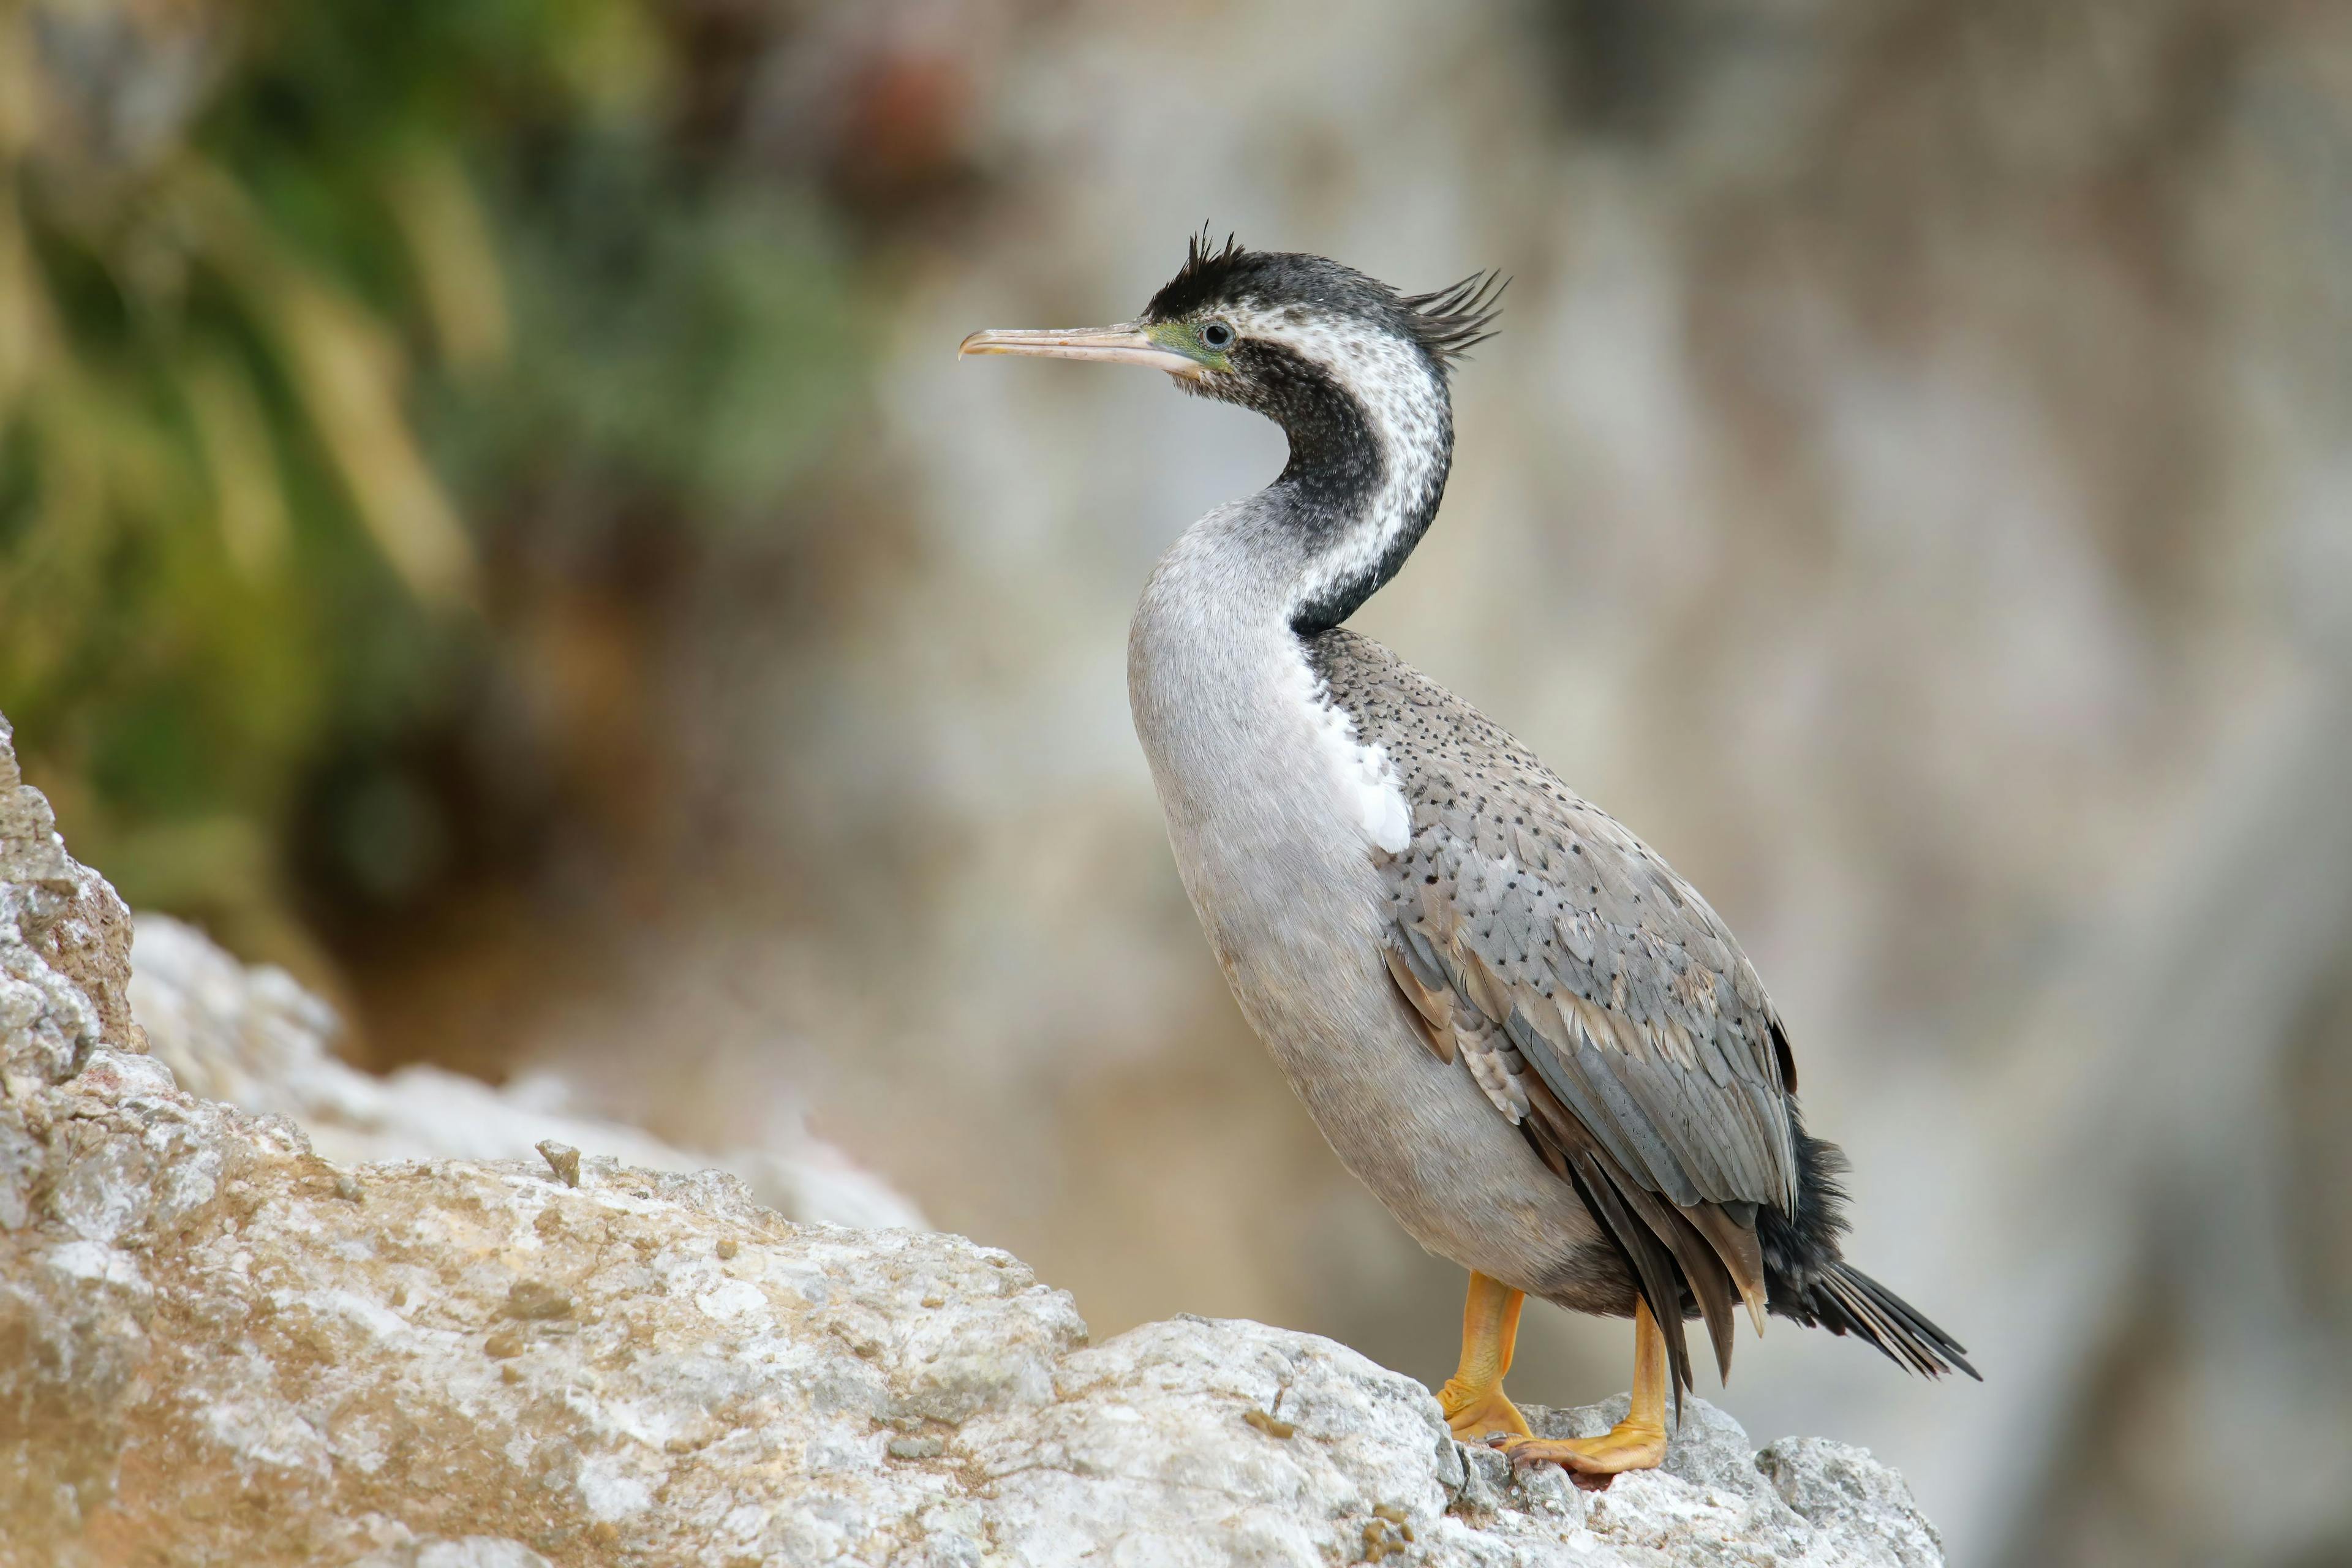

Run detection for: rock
[[346, 1542, 554, 1568], [0, 713, 1946, 1565], [0, 713, 141, 1087], [126, 913, 924, 1231], [536, 1140, 582, 1188], [1758, 1439, 1948, 1568]]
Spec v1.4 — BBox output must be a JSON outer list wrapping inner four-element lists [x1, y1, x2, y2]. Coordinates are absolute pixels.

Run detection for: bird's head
[[960, 234, 1503, 631], [959, 232, 1502, 421]]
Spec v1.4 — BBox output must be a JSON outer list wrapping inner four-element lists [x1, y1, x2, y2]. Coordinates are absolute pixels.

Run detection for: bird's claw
[[1483, 1423, 1668, 1482], [1483, 1431, 1559, 1476]]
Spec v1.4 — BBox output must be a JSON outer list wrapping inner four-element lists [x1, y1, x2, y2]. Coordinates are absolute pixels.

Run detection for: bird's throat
[[1239, 339, 1453, 636]]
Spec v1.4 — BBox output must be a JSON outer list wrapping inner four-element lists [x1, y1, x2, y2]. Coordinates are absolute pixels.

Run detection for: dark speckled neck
[[1216, 341, 1452, 638]]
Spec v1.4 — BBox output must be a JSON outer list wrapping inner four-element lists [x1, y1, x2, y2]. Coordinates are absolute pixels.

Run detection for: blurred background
[[4, 0, 2351, 1562]]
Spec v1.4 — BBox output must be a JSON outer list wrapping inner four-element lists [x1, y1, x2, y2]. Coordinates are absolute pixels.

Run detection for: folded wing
[[1322, 630, 1802, 1395]]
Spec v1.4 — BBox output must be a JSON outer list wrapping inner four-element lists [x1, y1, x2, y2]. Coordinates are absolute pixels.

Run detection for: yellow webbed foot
[[1438, 1376, 1532, 1442], [1487, 1416, 1667, 1476], [1436, 1272, 1534, 1441], [1482, 1293, 1675, 1483]]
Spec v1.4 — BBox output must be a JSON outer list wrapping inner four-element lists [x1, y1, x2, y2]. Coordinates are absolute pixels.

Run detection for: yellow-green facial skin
[[1147, 320, 1234, 373]]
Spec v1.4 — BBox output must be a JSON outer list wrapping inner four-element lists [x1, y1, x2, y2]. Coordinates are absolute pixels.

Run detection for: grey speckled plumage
[[1313, 626, 1796, 1382], [966, 237, 1974, 1405]]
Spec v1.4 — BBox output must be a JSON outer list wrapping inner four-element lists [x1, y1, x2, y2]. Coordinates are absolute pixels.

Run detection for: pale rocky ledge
[[0, 712, 1943, 1567]]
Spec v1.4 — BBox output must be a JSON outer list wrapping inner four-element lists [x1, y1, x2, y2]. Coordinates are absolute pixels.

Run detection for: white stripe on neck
[[1227, 304, 1450, 622]]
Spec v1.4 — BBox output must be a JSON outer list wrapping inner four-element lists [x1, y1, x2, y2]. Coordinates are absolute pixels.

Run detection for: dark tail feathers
[[1758, 1120, 1981, 1381], [1812, 1261, 1979, 1379]]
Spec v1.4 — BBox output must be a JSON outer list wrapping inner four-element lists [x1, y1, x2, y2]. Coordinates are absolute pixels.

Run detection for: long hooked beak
[[957, 322, 1199, 375]]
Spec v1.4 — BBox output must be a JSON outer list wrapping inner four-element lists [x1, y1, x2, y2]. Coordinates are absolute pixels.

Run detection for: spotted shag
[[962, 234, 1975, 1476]]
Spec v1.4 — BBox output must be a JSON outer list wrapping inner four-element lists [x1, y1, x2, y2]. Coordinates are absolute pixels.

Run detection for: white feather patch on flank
[[1351, 742, 1413, 854], [1279, 646, 1413, 855]]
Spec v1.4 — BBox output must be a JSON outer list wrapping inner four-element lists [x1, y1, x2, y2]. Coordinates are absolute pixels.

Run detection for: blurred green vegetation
[[0, 0, 862, 968]]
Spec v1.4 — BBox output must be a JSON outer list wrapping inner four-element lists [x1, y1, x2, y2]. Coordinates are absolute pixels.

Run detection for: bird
[[960, 233, 1975, 1476]]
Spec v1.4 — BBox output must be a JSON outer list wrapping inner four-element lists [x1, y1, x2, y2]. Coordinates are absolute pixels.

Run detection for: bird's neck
[[1126, 338, 1451, 838], [1236, 334, 1455, 635], [1127, 496, 1411, 956]]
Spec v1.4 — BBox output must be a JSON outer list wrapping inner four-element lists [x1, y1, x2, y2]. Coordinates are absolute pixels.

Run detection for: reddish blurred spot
[[835, 53, 971, 200]]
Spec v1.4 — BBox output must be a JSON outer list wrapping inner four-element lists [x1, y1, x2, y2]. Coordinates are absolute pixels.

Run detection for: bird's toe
[[1438, 1380, 1532, 1442], [1487, 1421, 1668, 1479]]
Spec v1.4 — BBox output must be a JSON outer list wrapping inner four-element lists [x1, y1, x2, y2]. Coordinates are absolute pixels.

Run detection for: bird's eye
[[1199, 320, 1236, 351]]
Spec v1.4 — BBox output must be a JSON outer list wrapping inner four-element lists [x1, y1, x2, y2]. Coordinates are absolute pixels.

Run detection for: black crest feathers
[[1144, 227, 1248, 323], [1402, 270, 1508, 366], [1144, 228, 1507, 369]]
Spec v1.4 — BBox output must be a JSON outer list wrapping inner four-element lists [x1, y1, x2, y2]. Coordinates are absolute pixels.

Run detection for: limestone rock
[[0, 713, 141, 1087], [126, 914, 924, 1232], [0, 714, 1945, 1565], [0, 1073, 1943, 1566]]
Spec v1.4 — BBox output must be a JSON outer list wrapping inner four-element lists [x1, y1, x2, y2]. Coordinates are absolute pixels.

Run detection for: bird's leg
[[1436, 1271, 1532, 1440], [1488, 1295, 1670, 1476]]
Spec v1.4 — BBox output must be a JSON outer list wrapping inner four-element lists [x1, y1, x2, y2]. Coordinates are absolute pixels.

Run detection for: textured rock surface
[[126, 914, 924, 1232], [0, 714, 143, 1089], [0, 715, 1944, 1566]]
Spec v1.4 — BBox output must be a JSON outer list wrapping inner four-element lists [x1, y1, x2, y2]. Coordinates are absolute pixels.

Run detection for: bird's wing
[[1312, 630, 1798, 1389]]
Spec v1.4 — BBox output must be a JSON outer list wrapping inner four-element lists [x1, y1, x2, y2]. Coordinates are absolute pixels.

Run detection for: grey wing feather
[[1313, 629, 1798, 1388]]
